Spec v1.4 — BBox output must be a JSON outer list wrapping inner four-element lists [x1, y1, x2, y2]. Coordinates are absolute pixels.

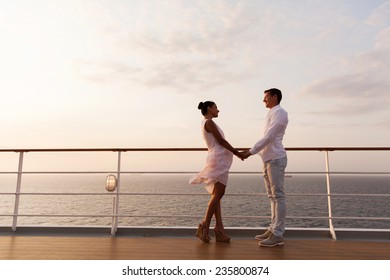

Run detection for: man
[[242, 88, 288, 247]]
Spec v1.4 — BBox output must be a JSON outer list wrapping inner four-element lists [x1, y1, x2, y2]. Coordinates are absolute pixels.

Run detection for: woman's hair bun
[[198, 102, 204, 110]]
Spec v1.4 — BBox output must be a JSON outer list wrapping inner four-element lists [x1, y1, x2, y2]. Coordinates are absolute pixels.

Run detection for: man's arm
[[248, 110, 287, 156]]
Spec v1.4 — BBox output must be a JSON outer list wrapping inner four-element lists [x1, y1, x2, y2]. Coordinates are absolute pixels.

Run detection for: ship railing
[[0, 147, 389, 239]]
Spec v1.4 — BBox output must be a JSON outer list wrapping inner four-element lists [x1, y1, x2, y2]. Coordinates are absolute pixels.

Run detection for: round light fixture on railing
[[105, 174, 117, 192]]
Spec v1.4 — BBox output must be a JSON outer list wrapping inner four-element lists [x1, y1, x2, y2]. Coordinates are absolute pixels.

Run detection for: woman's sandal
[[214, 229, 231, 243], [196, 223, 210, 243]]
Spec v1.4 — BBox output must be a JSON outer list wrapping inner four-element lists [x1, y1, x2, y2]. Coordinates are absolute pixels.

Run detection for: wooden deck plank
[[0, 236, 389, 260]]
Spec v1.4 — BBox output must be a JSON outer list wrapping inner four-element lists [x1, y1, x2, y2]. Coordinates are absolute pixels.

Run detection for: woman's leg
[[214, 199, 223, 230], [202, 182, 226, 235], [212, 183, 230, 241]]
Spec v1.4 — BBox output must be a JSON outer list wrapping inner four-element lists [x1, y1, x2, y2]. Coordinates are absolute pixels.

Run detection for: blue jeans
[[263, 156, 287, 237]]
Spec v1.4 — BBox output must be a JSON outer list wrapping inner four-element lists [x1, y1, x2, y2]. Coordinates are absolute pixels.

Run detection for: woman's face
[[208, 104, 219, 118]]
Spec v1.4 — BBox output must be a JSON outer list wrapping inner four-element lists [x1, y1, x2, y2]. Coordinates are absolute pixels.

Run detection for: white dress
[[189, 119, 233, 194]]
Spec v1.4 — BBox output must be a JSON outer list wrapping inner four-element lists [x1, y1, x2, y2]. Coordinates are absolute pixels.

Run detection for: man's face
[[263, 92, 278, 109]]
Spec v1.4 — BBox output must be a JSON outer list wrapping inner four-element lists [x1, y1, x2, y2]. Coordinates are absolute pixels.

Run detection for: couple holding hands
[[190, 88, 289, 247]]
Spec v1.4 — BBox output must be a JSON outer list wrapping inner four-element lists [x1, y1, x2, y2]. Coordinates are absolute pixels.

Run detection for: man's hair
[[265, 88, 282, 104]]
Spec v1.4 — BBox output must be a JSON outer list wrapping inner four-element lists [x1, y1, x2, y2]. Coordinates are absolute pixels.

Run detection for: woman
[[190, 101, 244, 243]]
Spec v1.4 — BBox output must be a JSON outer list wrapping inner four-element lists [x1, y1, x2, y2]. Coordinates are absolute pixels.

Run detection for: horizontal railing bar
[[1, 214, 389, 221], [1, 192, 389, 197], [0, 147, 390, 153], [1, 171, 390, 175], [0, 214, 271, 218]]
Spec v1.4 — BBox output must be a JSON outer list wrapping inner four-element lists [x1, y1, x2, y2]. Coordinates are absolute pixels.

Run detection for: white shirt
[[249, 105, 288, 162]]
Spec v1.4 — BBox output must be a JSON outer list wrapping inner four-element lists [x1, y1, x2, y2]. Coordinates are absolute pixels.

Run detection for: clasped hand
[[235, 150, 252, 161]]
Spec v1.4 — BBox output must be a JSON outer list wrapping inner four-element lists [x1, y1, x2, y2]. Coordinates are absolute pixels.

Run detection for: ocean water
[[0, 174, 389, 229]]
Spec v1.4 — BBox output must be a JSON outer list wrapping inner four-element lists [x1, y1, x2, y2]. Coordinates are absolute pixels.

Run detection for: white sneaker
[[254, 230, 272, 241], [259, 234, 284, 247]]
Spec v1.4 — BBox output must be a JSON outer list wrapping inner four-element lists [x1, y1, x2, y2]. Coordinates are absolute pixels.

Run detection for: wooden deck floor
[[1, 235, 389, 260]]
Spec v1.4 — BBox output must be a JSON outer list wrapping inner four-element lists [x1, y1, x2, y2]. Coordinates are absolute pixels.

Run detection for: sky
[[1, 0, 389, 173]]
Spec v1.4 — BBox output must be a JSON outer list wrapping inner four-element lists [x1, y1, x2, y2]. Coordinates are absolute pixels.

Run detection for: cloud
[[374, 26, 390, 49], [73, 60, 142, 84], [366, 0, 390, 27], [71, 1, 266, 92], [70, 0, 390, 98], [74, 58, 251, 92], [301, 20, 390, 117], [301, 68, 390, 117], [302, 69, 389, 97]]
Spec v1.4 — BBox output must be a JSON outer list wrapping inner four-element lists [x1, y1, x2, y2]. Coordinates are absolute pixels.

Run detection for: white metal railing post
[[324, 150, 337, 240], [111, 151, 122, 236], [12, 151, 25, 231]]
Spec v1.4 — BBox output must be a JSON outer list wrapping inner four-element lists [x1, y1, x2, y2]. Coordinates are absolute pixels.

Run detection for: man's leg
[[268, 157, 287, 237], [259, 157, 287, 247], [263, 162, 276, 232]]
